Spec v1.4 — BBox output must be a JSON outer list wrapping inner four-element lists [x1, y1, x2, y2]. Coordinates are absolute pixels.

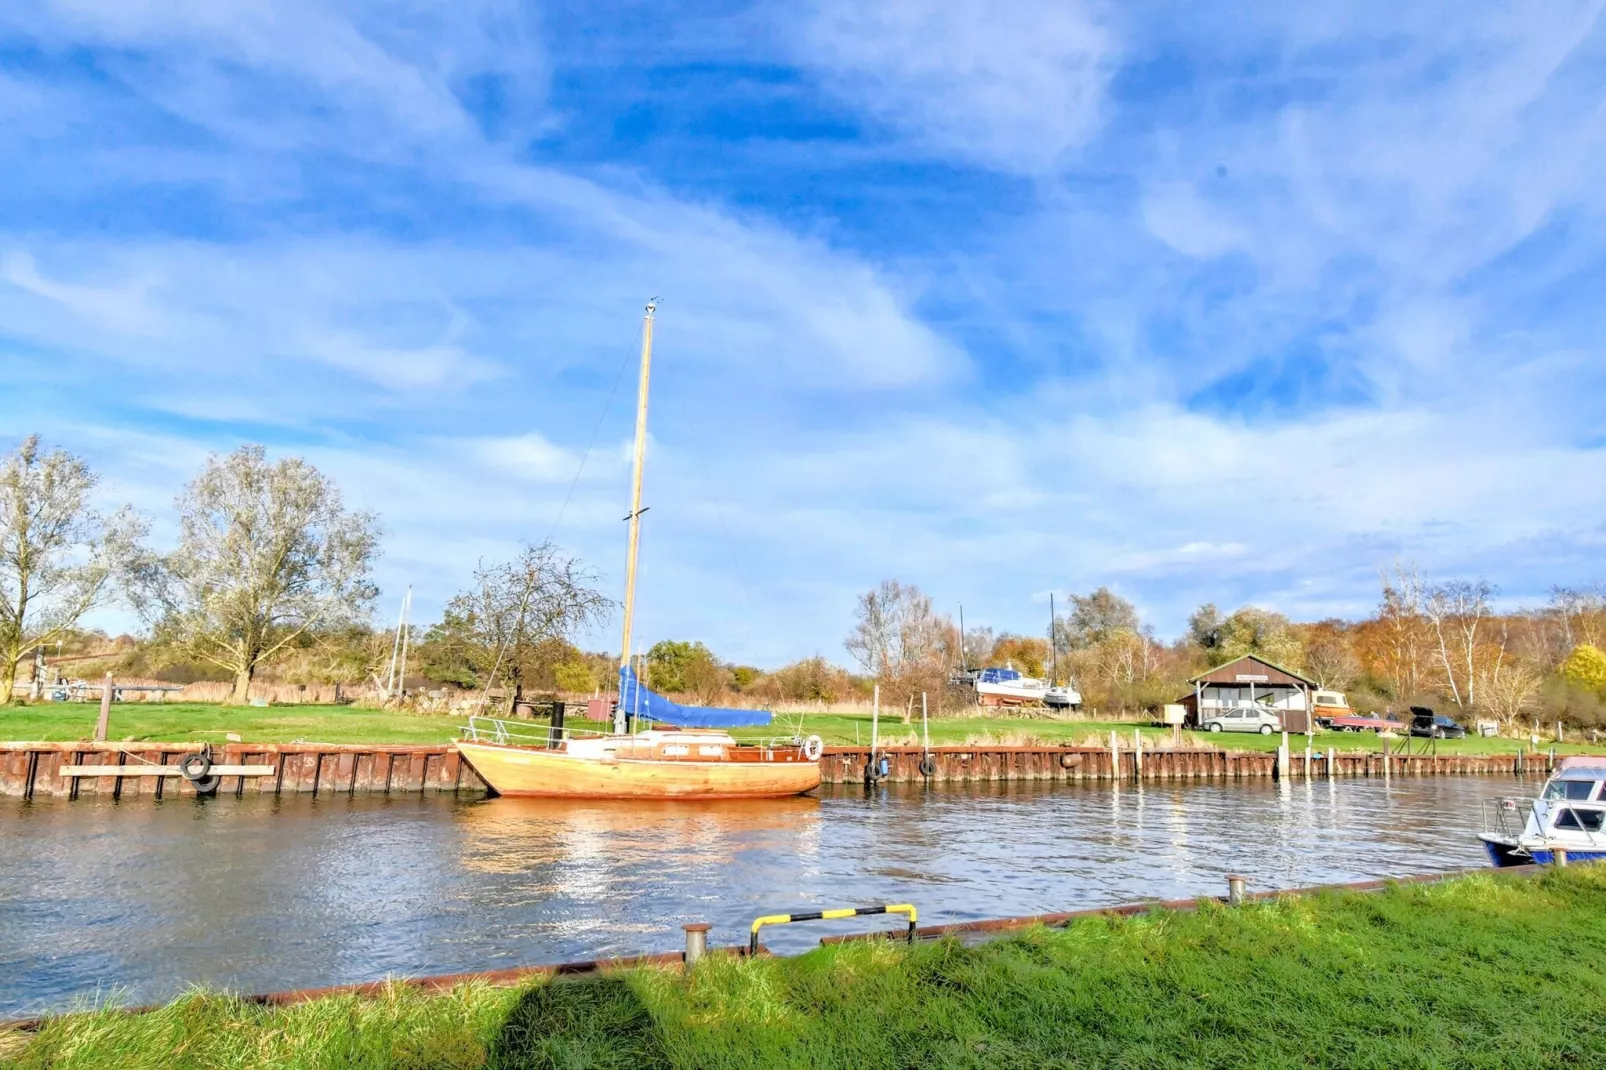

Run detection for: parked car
[[1409, 706, 1467, 739], [1202, 708, 1283, 735], [1323, 710, 1406, 733]]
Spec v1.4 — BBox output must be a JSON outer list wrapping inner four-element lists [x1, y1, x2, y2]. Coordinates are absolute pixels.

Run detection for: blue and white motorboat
[[1480, 757, 1606, 866]]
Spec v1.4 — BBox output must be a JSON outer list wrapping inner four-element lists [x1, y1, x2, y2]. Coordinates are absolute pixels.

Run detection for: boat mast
[[1048, 592, 1058, 686], [617, 299, 656, 734]]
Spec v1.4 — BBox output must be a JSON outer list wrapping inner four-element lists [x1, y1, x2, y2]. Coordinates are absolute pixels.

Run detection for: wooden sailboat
[[457, 301, 823, 800]]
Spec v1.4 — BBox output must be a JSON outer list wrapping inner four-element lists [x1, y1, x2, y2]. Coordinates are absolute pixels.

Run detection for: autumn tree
[[1353, 562, 1431, 703], [1299, 619, 1360, 690], [988, 633, 1048, 677], [1561, 644, 1606, 697], [762, 656, 856, 703], [142, 446, 380, 703], [1052, 588, 1166, 712], [1191, 604, 1302, 668], [0, 436, 144, 703]]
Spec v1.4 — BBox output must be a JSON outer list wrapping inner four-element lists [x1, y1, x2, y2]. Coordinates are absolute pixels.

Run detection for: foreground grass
[[7, 866, 1606, 1069], [4, 701, 1599, 758]]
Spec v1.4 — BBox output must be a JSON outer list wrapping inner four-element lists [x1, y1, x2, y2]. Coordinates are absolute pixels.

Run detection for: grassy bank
[[2, 701, 1598, 757], [7, 867, 1606, 1069]]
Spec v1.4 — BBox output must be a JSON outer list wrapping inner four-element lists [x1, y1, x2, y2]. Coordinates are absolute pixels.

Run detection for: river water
[[0, 776, 1525, 1018]]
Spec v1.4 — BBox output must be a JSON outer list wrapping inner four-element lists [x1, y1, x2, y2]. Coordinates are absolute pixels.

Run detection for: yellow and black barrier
[[749, 904, 917, 954]]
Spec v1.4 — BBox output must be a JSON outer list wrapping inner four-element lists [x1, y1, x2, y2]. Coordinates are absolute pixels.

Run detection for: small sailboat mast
[[616, 299, 656, 733]]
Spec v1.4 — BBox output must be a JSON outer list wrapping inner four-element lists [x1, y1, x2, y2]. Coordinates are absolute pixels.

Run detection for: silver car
[[1202, 708, 1283, 735]]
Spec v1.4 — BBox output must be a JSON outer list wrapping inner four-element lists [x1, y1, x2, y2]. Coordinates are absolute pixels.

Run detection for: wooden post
[[94, 673, 113, 742], [1276, 731, 1289, 780], [1109, 730, 1119, 780], [1133, 729, 1143, 782]]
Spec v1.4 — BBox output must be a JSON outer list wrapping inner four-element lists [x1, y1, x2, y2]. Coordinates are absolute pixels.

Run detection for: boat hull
[[1480, 836, 1606, 867], [457, 741, 821, 800]]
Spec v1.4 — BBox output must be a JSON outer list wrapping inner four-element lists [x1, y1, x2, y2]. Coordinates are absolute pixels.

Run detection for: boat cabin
[[1178, 655, 1317, 733]]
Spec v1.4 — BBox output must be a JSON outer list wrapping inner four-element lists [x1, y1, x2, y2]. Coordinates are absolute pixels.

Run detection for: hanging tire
[[178, 753, 212, 781], [190, 774, 221, 795], [919, 755, 938, 777], [802, 735, 824, 761]]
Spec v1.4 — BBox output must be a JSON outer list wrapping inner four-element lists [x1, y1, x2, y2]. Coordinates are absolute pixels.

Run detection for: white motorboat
[[974, 667, 1050, 707], [1480, 757, 1606, 866]]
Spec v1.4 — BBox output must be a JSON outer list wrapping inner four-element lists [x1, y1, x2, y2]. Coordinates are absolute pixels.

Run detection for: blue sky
[[2, 1, 1605, 666]]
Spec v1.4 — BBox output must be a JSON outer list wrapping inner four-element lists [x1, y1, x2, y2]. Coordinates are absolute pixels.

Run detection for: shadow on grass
[[488, 976, 669, 1070]]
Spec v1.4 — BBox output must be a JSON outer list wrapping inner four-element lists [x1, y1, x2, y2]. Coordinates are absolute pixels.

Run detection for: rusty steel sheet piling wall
[[0, 742, 487, 800], [818, 745, 1554, 784], [0, 741, 1568, 799]]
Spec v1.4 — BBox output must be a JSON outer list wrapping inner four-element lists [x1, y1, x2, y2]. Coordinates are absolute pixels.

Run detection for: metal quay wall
[[817, 743, 1564, 785], [1, 740, 1572, 800], [0, 742, 486, 801]]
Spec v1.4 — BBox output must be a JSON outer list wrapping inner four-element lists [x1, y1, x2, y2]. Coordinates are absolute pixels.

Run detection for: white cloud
[[1140, 183, 1246, 260], [798, 0, 1114, 174]]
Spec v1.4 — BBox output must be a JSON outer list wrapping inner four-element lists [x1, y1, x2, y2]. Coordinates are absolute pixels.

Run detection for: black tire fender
[[919, 755, 938, 777], [190, 774, 222, 795], [178, 753, 212, 781]]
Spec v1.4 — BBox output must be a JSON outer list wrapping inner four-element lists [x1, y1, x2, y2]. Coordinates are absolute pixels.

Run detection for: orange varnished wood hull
[[456, 742, 822, 800]]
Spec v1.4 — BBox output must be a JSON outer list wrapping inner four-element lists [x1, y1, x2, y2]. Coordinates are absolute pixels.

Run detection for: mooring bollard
[[683, 922, 711, 965], [1553, 849, 1569, 868], [1226, 874, 1248, 906]]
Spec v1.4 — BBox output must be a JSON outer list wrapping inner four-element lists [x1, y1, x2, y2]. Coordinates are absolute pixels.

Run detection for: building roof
[[1189, 654, 1316, 689]]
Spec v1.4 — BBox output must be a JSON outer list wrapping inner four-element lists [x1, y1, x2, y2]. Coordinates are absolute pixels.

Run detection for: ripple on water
[[0, 775, 1526, 1017]]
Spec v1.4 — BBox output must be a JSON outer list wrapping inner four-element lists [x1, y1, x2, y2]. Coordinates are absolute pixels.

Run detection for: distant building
[[1178, 654, 1317, 733]]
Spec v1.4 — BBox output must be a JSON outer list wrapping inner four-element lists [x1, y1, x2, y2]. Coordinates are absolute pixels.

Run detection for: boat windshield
[[980, 669, 1022, 683], [1544, 780, 1600, 801]]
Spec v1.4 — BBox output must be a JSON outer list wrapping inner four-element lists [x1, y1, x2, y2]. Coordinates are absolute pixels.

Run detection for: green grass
[[7, 866, 1606, 1069], [3, 701, 1599, 757], [0, 703, 462, 746]]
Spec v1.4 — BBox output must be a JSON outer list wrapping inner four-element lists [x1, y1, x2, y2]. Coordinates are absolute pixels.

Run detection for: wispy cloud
[[797, 0, 1115, 174], [2, 0, 1605, 663]]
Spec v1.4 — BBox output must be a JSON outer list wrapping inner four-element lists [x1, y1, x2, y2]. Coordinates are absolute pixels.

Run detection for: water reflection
[[0, 776, 1525, 1017]]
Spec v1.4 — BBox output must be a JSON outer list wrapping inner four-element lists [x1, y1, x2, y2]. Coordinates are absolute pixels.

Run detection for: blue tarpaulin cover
[[617, 664, 772, 728]]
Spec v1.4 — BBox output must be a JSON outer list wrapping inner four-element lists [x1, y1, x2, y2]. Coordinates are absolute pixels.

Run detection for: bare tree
[[1549, 584, 1605, 657], [443, 542, 613, 709], [844, 579, 947, 716], [1422, 579, 1494, 709], [143, 446, 381, 703], [0, 436, 144, 703], [1478, 661, 1541, 730]]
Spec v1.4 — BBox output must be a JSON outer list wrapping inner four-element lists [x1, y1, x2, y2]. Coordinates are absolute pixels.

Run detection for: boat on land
[[1479, 757, 1606, 866], [456, 301, 822, 800], [973, 667, 1052, 707]]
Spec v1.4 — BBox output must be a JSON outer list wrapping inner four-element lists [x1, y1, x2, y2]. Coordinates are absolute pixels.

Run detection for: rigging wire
[[657, 349, 762, 668], [474, 320, 645, 714]]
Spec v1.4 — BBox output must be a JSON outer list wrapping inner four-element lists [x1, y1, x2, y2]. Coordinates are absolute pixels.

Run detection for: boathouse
[[1178, 655, 1317, 734]]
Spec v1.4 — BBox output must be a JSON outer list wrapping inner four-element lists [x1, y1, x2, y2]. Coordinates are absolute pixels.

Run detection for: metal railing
[[462, 716, 620, 747], [1482, 797, 1538, 840]]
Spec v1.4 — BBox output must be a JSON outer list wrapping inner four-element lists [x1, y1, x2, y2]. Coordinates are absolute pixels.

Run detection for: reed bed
[[8, 867, 1606, 1069]]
